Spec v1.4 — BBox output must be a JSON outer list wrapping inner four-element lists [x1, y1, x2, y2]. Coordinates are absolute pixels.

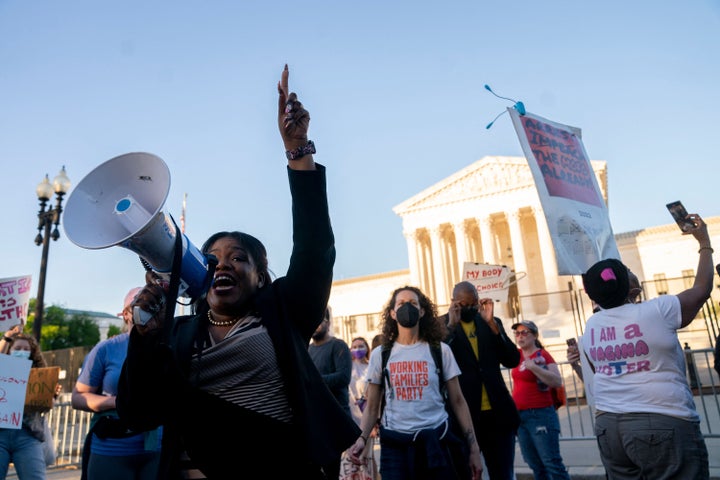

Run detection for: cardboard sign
[[24, 367, 60, 412], [0, 354, 32, 429]]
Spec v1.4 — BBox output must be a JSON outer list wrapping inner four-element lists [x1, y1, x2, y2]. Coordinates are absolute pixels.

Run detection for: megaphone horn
[[63, 152, 209, 299]]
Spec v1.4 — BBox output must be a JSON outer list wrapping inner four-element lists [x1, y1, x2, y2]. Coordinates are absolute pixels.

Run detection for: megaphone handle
[[161, 216, 184, 346], [139, 257, 153, 272]]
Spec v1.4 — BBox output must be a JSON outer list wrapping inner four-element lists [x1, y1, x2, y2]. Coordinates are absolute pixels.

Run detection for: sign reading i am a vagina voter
[[508, 108, 620, 275]]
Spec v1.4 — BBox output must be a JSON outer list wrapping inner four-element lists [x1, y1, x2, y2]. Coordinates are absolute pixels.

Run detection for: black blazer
[[441, 312, 521, 432], [117, 165, 359, 478]]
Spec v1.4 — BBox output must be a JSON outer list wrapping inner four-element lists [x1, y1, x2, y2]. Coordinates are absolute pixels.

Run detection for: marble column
[[452, 220, 469, 282], [479, 217, 496, 265], [404, 228, 421, 289], [507, 210, 529, 297], [532, 207, 565, 312], [428, 225, 448, 304]]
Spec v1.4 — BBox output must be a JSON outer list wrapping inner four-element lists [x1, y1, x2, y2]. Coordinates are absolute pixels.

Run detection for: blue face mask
[[11, 350, 31, 360]]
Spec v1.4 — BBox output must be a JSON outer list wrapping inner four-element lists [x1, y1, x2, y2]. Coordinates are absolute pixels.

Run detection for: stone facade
[[328, 155, 720, 355]]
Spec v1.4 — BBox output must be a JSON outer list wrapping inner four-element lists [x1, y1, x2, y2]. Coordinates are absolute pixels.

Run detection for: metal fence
[[45, 397, 92, 468], [44, 348, 720, 468], [501, 347, 720, 441]]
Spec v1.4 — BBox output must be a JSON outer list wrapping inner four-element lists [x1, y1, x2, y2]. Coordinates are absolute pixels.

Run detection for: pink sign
[[518, 116, 602, 207], [0, 275, 33, 327]]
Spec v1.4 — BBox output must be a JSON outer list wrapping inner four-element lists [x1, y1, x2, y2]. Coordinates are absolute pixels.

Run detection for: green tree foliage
[[25, 299, 100, 351], [106, 324, 123, 338]]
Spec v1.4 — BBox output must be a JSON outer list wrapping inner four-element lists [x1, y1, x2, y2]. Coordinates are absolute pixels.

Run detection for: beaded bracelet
[[285, 140, 316, 161], [698, 247, 714, 254]]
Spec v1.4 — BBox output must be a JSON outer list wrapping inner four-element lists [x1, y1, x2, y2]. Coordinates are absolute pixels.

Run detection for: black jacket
[[441, 312, 521, 432], [117, 165, 359, 478]]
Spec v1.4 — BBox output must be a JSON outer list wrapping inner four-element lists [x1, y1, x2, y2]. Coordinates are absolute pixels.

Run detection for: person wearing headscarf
[[580, 212, 714, 479]]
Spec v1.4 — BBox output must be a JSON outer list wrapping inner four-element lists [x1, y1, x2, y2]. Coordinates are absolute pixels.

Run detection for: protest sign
[[0, 275, 33, 328], [508, 108, 619, 275], [25, 367, 60, 412], [461, 262, 519, 303], [0, 354, 32, 429]]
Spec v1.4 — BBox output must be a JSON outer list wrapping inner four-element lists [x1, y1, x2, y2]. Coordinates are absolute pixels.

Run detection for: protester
[[441, 281, 520, 480], [116, 64, 359, 479], [345, 336, 378, 480], [348, 336, 371, 426], [0, 326, 54, 480], [566, 271, 642, 402], [716, 265, 720, 379], [715, 333, 720, 378], [72, 287, 162, 480], [580, 212, 713, 480], [511, 321, 570, 480], [348, 285, 483, 480], [308, 307, 353, 479]]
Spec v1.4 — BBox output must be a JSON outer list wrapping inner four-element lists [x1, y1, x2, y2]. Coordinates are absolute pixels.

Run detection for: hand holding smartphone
[[666, 201, 696, 232], [566, 338, 580, 364]]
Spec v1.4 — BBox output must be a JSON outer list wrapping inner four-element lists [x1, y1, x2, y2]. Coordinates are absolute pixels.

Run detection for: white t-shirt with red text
[[366, 341, 461, 434]]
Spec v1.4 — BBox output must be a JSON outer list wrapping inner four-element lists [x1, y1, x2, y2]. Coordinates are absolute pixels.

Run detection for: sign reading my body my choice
[[462, 262, 512, 303]]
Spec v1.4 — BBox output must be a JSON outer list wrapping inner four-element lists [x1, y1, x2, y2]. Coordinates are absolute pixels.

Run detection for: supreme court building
[[328, 155, 720, 354]]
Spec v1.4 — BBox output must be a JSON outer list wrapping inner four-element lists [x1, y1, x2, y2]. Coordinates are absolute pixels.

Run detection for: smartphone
[[666, 201, 696, 232]]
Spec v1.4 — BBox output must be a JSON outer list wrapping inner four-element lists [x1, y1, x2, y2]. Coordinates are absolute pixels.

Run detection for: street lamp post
[[33, 166, 71, 342]]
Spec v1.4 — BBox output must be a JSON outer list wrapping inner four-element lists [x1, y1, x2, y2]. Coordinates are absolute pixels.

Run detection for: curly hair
[[379, 285, 447, 347], [2, 331, 47, 368]]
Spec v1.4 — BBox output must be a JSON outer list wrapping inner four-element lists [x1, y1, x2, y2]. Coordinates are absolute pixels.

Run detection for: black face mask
[[460, 305, 477, 323], [396, 303, 420, 328]]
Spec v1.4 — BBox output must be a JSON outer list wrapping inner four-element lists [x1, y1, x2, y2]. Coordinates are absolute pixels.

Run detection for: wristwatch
[[285, 140, 316, 161]]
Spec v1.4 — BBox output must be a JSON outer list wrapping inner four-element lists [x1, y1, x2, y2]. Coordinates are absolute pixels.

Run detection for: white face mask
[[10, 350, 31, 360]]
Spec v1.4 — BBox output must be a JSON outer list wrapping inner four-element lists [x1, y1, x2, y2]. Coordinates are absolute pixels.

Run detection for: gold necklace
[[207, 311, 239, 327]]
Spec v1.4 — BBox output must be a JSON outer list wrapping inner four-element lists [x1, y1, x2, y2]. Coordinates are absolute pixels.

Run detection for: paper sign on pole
[[508, 108, 620, 275], [25, 367, 60, 412], [461, 262, 513, 303], [0, 275, 33, 328], [0, 355, 32, 429]]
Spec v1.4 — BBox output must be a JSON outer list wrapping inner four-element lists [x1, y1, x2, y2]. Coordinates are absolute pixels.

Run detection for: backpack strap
[[430, 343, 447, 401], [381, 344, 392, 397]]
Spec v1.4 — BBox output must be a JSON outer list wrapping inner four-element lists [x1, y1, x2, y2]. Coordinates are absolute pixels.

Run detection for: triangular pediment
[[393, 156, 534, 214]]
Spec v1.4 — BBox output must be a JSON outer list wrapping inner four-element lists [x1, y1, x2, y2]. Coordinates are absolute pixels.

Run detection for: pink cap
[[117, 287, 143, 317]]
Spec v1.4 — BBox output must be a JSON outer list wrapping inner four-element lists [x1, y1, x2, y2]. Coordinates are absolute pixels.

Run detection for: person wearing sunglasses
[[510, 320, 571, 480]]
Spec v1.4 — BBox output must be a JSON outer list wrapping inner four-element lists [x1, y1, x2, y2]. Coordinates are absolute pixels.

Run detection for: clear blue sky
[[2, 1, 719, 317]]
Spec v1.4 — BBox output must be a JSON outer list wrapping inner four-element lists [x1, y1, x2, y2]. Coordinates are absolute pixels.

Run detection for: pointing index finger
[[279, 64, 289, 99]]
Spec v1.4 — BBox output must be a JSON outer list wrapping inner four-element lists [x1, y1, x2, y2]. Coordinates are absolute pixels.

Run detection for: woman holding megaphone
[[116, 65, 359, 479]]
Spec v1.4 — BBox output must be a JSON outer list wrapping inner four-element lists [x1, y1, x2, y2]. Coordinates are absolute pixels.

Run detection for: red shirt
[[511, 348, 555, 411]]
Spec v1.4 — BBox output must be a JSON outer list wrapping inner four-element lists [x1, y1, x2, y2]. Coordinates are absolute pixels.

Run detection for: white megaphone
[[63, 152, 210, 300]]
